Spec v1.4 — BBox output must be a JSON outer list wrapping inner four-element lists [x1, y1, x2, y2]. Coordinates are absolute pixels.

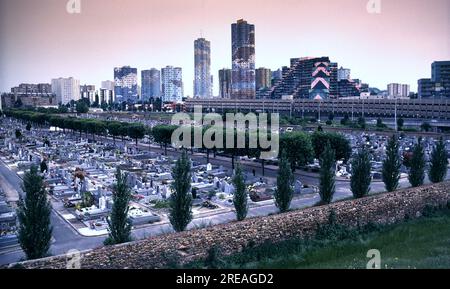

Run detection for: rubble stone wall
[[10, 182, 450, 269]]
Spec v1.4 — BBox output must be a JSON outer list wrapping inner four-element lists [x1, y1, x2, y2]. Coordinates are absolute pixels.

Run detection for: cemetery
[[0, 114, 449, 239]]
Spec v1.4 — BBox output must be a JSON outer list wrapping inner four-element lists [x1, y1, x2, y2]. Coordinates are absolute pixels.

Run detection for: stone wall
[[9, 182, 450, 269]]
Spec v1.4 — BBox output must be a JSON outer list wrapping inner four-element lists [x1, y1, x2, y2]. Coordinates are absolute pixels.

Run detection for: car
[[285, 127, 294, 133]]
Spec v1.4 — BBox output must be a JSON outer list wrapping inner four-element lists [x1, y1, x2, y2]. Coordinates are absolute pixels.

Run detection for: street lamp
[[394, 97, 398, 132]]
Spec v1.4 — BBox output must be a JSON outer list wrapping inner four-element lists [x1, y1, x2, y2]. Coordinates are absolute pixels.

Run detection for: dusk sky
[[1, 0, 449, 95]]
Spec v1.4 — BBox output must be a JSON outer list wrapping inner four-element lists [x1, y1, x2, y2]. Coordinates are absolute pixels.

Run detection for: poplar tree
[[106, 168, 132, 245], [382, 135, 401, 192], [169, 150, 193, 232], [350, 148, 372, 199], [274, 151, 294, 212], [408, 138, 426, 187], [17, 166, 53, 260], [428, 137, 448, 183], [319, 143, 336, 205], [232, 163, 248, 221]]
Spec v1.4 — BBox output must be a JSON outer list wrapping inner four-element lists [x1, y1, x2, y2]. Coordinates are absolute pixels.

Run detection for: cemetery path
[[0, 160, 105, 266]]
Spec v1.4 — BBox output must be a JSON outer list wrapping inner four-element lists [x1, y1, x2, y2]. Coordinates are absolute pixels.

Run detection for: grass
[[184, 208, 450, 269]]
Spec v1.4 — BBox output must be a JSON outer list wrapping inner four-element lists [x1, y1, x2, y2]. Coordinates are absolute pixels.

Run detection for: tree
[[76, 100, 89, 114], [382, 135, 402, 192], [26, 122, 32, 131], [311, 131, 351, 162], [232, 163, 248, 221], [280, 132, 314, 171], [17, 166, 53, 260], [319, 143, 336, 205], [40, 160, 48, 173], [350, 148, 372, 199], [408, 138, 426, 187], [274, 151, 294, 212], [15, 129, 22, 139], [127, 123, 145, 147], [107, 122, 122, 144], [169, 150, 193, 232], [152, 125, 177, 155], [154, 97, 163, 111], [340, 114, 350, 126], [358, 117, 366, 130], [376, 118, 386, 129], [105, 169, 132, 245], [58, 105, 68, 114], [428, 138, 448, 183], [397, 118, 404, 131], [421, 122, 432, 132]]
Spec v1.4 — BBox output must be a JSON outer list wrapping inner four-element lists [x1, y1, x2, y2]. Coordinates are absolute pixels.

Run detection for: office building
[[310, 61, 331, 100], [161, 66, 183, 102], [101, 80, 115, 91], [272, 57, 332, 99], [219, 69, 232, 98], [141, 69, 161, 101], [194, 38, 212, 98], [11, 83, 52, 95], [51, 77, 81, 105], [387, 83, 410, 98], [80, 84, 96, 103], [417, 61, 450, 99], [329, 62, 339, 98], [418, 78, 434, 99], [431, 61, 450, 98], [337, 67, 351, 81], [114, 66, 138, 103], [255, 68, 272, 91], [231, 19, 256, 99]]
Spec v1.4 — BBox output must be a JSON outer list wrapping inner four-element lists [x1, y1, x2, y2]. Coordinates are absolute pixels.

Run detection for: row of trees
[[5, 109, 146, 146], [151, 125, 351, 173], [6, 110, 352, 173]]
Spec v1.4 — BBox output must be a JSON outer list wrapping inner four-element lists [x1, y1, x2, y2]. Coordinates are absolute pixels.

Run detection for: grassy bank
[[183, 208, 450, 269]]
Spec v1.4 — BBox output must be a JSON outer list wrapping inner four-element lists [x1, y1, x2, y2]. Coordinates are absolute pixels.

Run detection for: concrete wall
[[8, 182, 450, 269]]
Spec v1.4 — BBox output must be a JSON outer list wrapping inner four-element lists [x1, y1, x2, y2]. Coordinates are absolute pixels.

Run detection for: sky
[[0, 0, 449, 95]]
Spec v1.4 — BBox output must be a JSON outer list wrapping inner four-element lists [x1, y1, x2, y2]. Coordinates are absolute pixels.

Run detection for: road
[[0, 160, 104, 265]]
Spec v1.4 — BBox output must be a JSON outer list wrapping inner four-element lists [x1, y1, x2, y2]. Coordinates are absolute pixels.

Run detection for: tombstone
[[127, 173, 137, 188], [220, 180, 226, 192], [97, 186, 102, 196], [99, 196, 107, 210], [80, 179, 89, 192], [224, 182, 234, 194], [214, 177, 220, 189], [294, 180, 303, 194]]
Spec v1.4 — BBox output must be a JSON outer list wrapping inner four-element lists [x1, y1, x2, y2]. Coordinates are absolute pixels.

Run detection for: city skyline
[[1, 0, 449, 95]]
